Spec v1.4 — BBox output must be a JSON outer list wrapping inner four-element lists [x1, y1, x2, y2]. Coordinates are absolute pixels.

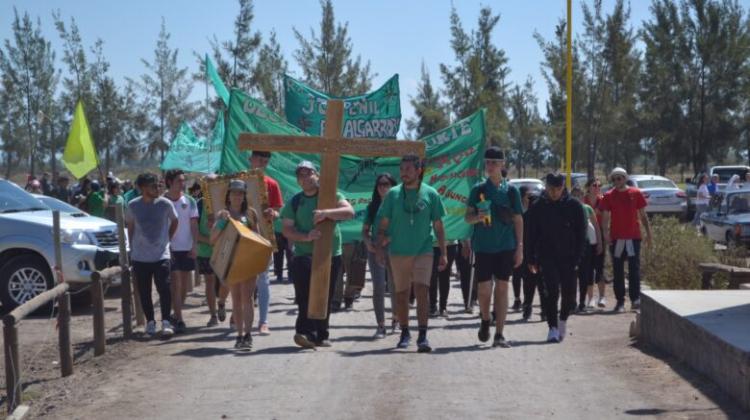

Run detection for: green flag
[[160, 111, 224, 174], [222, 87, 486, 242], [206, 54, 229, 106], [62, 100, 98, 179], [284, 74, 401, 138]]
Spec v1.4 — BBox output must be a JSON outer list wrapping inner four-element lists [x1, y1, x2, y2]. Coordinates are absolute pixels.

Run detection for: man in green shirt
[[281, 160, 354, 349], [87, 181, 107, 218], [377, 154, 448, 353], [465, 147, 524, 348]]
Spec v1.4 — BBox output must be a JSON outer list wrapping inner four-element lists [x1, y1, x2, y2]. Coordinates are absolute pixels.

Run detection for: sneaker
[[613, 303, 626, 313], [478, 319, 491, 343], [597, 296, 607, 308], [417, 336, 432, 353], [439, 309, 448, 318], [175, 320, 187, 334], [145, 320, 157, 336], [576, 303, 586, 314], [206, 316, 219, 327], [631, 299, 641, 311], [397, 329, 411, 349], [294, 333, 316, 349], [217, 303, 226, 322], [161, 320, 174, 337], [259, 324, 270, 336], [429, 307, 439, 318], [585, 299, 596, 310], [241, 334, 253, 351], [344, 298, 353, 311], [512, 299, 522, 312], [547, 327, 560, 343], [558, 320, 567, 342], [374, 326, 387, 339], [492, 333, 511, 348], [330, 301, 342, 313], [234, 336, 242, 349], [464, 306, 474, 314], [522, 305, 532, 321], [315, 339, 332, 347]]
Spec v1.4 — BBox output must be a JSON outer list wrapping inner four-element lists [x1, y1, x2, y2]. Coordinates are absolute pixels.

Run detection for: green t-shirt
[[377, 183, 446, 256], [467, 179, 523, 253], [197, 200, 212, 258], [87, 191, 106, 218], [280, 191, 345, 257], [582, 203, 594, 224]]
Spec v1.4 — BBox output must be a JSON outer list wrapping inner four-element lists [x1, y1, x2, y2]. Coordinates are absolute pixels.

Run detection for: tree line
[[1, 0, 749, 180]]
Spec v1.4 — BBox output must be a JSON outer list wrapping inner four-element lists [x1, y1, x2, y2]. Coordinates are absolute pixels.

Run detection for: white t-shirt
[[696, 184, 710, 206], [168, 194, 199, 251]]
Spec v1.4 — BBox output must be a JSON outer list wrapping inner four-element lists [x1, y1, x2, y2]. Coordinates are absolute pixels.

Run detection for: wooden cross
[[239, 100, 425, 319]]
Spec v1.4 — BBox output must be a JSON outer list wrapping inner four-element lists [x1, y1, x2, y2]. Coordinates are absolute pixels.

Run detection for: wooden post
[[116, 205, 142, 331], [58, 291, 73, 377], [3, 318, 20, 415], [90, 272, 106, 356]]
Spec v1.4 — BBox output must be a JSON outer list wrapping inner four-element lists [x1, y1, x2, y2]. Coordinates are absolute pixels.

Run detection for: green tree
[[441, 6, 510, 147], [0, 9, 57, 176], [133, 18, 196, 161], [508, 78, 545, 177], [209, 0, 261, 94], [293, 0, 374, 96], [253, 30, 288, 115], [406, 63, 449, 139]]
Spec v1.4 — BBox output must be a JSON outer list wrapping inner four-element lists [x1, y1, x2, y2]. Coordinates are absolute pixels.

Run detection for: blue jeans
[[367, 251, 394, 326], [610, 240, 641, 304], [257, 270, 270, 326]]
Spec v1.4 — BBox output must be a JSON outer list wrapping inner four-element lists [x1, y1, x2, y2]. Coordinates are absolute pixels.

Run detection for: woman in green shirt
[[211, 180, 260, 351], [571, 186, 603, 312]]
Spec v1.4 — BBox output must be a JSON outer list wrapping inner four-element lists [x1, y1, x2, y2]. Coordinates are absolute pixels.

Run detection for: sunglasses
[[592, 183, 601, 188]]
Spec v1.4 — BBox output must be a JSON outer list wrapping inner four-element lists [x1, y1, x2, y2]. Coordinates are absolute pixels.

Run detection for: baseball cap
[[610, 167, 628, 180], [228, 179, 247, 192], [545, 173, 564, 187], [295, 160, 317, 174]]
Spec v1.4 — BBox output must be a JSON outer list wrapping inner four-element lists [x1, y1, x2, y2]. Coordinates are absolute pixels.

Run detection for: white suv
[[0, 179, 120, 310]]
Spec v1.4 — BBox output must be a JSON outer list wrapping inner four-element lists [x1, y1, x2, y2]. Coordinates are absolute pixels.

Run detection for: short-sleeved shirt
[[280, 191, 345, 257], [167, 194, 199, 252], [126, 197, 178, 262], [377, 183, 446, 256], [265, 176, 283, 209], [197, 199, 213, 258], [87, 192, 106, 218], [599, 187, 647, 240], [467, 179, 523, 253]]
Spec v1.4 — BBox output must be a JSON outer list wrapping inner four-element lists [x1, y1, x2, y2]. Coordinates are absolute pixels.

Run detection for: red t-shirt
[[264, 176, 283, 209], [599, 187, 647, 240]]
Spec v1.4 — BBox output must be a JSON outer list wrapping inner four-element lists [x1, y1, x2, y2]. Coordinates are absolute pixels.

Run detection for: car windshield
[[0, 180, 50, 213], [636, 179, 676, 189], [726, 192, 750, 214], [713, 168, 748, 183], [37, 196, 84, 214]]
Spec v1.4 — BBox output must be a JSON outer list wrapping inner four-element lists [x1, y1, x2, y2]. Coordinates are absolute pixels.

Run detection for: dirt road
[[17, 279, 747, 419]]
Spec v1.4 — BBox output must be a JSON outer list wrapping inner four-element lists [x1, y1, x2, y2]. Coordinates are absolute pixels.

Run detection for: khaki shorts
[[389, 254, 433, 292]]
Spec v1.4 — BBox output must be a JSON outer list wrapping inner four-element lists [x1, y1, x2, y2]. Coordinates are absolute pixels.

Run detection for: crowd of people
[[25, 147, 653, 352]]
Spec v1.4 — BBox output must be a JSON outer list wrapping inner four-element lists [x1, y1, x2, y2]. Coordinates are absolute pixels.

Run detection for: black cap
[[484, 146, 504, 160], [545, 173, 564, 187]]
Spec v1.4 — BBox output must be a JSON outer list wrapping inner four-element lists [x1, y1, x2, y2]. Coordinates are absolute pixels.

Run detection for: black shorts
[[196, 257, 214, 276], [475, 251, 514, 282], [170, 251, 195, 272]]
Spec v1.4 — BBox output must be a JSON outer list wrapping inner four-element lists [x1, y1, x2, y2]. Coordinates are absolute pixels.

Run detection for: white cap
[[609, 167, 628, 180]]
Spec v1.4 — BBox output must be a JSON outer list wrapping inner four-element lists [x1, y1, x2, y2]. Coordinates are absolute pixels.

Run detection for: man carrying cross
[[376, 154, 448, 353], [281, 161, 354, 348]]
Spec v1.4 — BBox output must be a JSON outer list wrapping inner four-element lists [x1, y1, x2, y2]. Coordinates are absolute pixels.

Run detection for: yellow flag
[[63, 101, 98, 179]]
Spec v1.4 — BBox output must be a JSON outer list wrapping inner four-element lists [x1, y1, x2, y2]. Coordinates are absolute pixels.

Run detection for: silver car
[[629, 175, 687, 217], [508, 178, 544, 197], [0, 179, 120, 309]]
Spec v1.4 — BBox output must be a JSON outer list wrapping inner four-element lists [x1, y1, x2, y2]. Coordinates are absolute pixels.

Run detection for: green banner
[[161, 111, 224, 174], [284, 74, 401, 138], [206, 54, 229, 106], [223, 88, 486, 242]]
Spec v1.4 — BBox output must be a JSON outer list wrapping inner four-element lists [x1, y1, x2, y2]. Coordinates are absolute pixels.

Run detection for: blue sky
[[2, 0, 747, 137]]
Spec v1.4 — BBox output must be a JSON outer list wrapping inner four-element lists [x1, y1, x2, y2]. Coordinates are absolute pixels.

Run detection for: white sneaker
[[547, 327, 560, 343], [145, 320, 156, 336], [597, 296, 607, 308], [161, 320, 174, 337], [558, 321, 567, 342]]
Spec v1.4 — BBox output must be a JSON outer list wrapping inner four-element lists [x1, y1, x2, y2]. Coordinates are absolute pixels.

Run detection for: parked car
[[508, 178, 544, 197], [686, 165, 750, 218], [700, 188, 750, 247], [34, 194, 87, 215], [0, 179, 120, 310], [629, 175, 687, 218], [562, 172, 589, 188]]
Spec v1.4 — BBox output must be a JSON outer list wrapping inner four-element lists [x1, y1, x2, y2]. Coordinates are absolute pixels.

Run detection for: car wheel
[[0, 255, 54, 312]]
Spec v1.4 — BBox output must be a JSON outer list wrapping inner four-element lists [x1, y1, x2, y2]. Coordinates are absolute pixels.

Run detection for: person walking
[[571, 186, 603, 312], [693, 174, 710, 226]]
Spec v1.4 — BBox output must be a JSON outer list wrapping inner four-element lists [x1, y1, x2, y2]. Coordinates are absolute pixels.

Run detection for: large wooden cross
[[239, 100, 425, 319]]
